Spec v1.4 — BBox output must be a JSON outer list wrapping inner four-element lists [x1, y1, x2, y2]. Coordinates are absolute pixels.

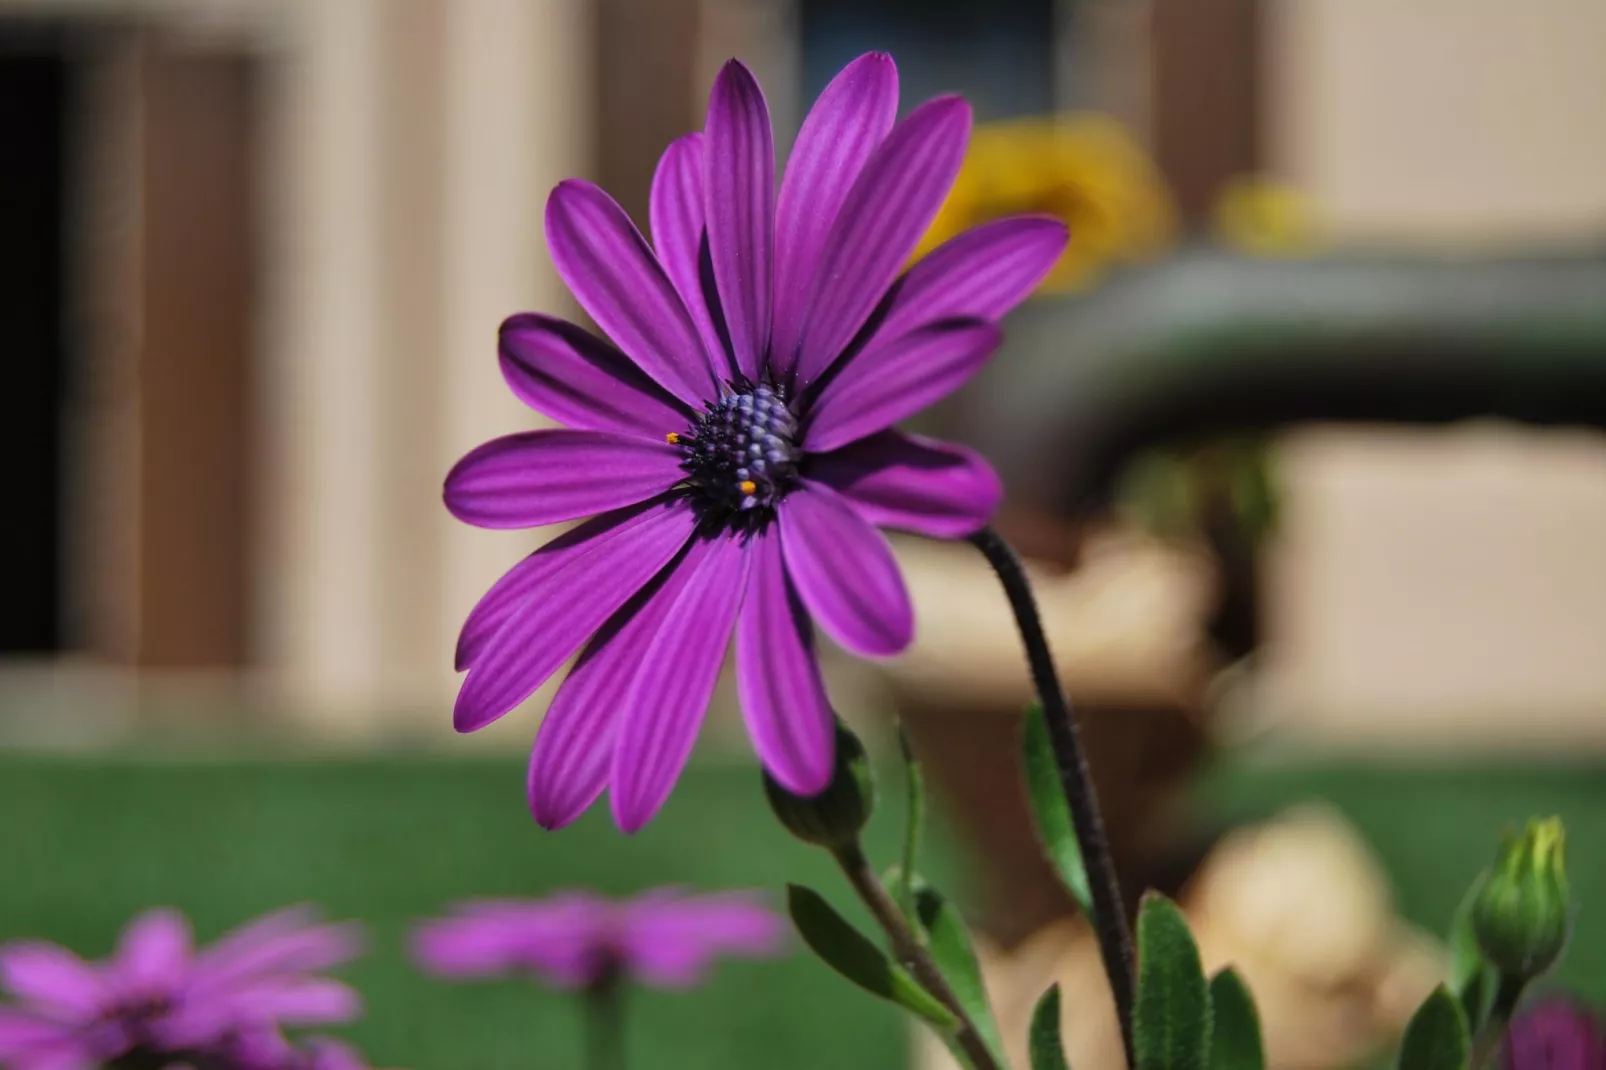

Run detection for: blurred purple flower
[[445, 50, 1068, 832], [411, 889, 787, 991], [0, 906, 363, 1070], [1506, 999, 1606, 1070]]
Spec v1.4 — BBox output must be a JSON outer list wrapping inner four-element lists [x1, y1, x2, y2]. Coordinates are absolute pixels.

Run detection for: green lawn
[[0, 752, 1601, 1068]]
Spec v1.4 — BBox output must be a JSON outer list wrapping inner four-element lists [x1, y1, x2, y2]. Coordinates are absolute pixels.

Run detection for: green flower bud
[[1472, 816, 1571, 980], [764, 719, 875, 850]]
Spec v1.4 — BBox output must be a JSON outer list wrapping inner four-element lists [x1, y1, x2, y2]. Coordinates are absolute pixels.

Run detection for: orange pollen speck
[[666, 432, 681, 444], [739, 480, 758, 495]]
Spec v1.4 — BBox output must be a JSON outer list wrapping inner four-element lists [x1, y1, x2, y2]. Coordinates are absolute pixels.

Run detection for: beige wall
[[1267, 0, 1606, 245], [1257, 426, 1606, 751]]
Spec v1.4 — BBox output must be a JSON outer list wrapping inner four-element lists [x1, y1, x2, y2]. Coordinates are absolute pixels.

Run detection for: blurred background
[[1, 0, 1605, 1067]]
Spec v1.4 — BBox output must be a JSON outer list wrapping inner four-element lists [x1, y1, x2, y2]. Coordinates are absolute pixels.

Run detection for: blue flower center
[[672, 384, 801, 524]]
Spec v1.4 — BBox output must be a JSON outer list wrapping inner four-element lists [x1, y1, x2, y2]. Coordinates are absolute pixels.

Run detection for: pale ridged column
[[436, 0, 594, 738], [259, 0, 388, 726]]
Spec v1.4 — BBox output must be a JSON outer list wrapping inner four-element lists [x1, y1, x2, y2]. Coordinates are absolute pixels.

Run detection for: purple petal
[[791, 96, 972, 390], [803, 319, 1000, 453], [609, 536, 749, 832], [443, 429, 682, 530], [620, 892, 788, 987], [498, 313, 693, 437], [872, 215, 1069, 343], [649, 133, 728, 372], [527, 553, 703, 829], [195, 907, 362, 985], [227, 977, 362, 1025], [808, 430, 1001, 538], [456, 500, 674, 670], [112, 909, 192, 991], [779, 480, 912, 657], [704, 60, 774, 383], [735, 533, 835, 794], [546, 180, 716, 405], [769, 52, 898, 381], [0, 944, 106, 1019], [305, 1038, 370, 1070], [0, 1012, 75, 1058], [412, 897, 612, 989], [454, 499, 697, 732]]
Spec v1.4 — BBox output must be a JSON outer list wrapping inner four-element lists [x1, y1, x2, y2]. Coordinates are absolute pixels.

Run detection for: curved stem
[[969, 526, 1137, 1068], [834, 842, 1003, 1070]]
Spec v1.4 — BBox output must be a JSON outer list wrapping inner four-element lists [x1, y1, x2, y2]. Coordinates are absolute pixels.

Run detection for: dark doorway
[[0, 36, 67, 655]]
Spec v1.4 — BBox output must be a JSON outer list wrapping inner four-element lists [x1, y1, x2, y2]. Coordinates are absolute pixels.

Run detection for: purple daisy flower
[[1506, 999, 1606, 1070], [445, 51, 1068, 831], [410, 889, 786, 991], [0, 906, 363, 1070]]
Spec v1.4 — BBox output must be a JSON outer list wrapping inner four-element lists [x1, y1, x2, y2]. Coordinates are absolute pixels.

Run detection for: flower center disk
[[674, 384, 800, 526]]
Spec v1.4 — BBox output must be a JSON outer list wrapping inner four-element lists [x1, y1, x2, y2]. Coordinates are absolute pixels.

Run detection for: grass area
[[0, 752, 1602, 1068]]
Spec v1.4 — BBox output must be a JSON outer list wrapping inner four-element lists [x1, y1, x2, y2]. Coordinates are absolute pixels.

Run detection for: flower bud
[[1472, 817, 1571, 980], [763, 719, 874, 850]]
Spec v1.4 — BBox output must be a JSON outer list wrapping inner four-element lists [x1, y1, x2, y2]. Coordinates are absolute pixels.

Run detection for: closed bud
[[1472, 816, 1571, 980], [764, 719, 874, 850]]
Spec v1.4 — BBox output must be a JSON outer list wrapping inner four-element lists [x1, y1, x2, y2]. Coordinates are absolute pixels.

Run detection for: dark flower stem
[[584, 974, 626, 1070], [833, 842, 1003, 1070], [969, 525, 1137, 1067], [1471, 972, 1528, 1069]]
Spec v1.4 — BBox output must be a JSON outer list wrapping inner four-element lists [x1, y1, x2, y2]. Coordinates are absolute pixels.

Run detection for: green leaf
[[1447, 871, 1496, 1031], [1133, 893, 1212, 1070], [914, 883, 1009, 1069], [1396, 986, 1471, 1070], [1207, 969, 1264, 1070], [897, 724, 926, 922], [1021, 703, 1094, 919], [786, 884, 958, 1030], [1028, 984, 1071, 1070]]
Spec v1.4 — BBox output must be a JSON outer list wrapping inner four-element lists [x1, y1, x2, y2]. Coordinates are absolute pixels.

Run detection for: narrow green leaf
[[1028, 984, 1071, 1070], [786, 884, 958, 1030], [1447, 871, 1496, 1031], [1021, 703, 1094, 918], [897, 724, 925, 922], [1396, 986, 1471, 1070], [1207, 969, 1264, 1070], [914, 883, 1009, 1068], [1134, 893, 1212, 1070]]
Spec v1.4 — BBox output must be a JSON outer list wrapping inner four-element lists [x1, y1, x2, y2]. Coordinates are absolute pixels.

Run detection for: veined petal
[[770, 52, 898, 382], [803, 319, 1000, 453], [791, 96, 972, 390], [704, 60, 774, 383], [443, 429, 683, 530], [610, 536, 749, 832], [454, 499, 697, 732], [546, 180, 716, 405], [736, 533, 835, 795], [527, 551, 701, 829], [113, 909, 192, 991], [808, 430, 1001, 538], [499, 313, 692, 437], [649, 133, 729, 375], [0, 945, 106, 1018], [779, 480, 912, 657], [872, 215, 1069, 343], [457, 500, 671, 671]]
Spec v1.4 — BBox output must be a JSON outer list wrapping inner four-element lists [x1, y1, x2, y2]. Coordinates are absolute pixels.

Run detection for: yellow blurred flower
[[1211, 176, 1322, 257], [915, 113, 1176, 295]]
